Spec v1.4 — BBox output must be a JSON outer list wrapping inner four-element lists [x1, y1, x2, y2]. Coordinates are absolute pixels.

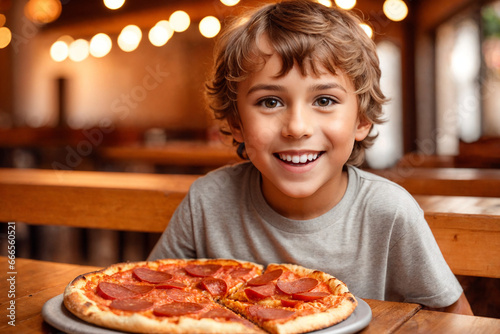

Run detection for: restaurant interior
[[0, 0, 499, 323]]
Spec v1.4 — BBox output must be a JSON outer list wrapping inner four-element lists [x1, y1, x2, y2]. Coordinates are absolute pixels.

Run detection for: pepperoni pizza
[[63, 258, 358, 334]]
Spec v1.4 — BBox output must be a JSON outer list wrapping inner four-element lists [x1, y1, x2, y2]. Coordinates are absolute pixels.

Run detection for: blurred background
[[0, 0, 499, 317], [0, 0, 498, 172]]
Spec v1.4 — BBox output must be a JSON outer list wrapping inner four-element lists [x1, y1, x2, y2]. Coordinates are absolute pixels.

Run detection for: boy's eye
[[315, 97, 336, 107], [259, 98, 282, 109]]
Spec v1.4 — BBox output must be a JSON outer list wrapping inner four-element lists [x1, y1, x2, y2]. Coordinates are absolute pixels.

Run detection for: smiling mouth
[[274, 152, 324, 165]]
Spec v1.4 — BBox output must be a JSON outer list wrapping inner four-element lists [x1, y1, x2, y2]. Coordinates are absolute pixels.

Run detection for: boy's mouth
[[274, 152, 324, 165]]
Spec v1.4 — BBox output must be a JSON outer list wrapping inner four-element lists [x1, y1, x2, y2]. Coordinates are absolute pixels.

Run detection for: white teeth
[[278, 153, 320, 163]]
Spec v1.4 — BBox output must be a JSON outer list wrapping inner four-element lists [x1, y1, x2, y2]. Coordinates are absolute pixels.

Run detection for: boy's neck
[[261, 170, 349, 220]]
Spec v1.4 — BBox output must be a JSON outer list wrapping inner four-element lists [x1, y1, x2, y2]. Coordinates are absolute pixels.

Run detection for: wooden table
[[369, 167, 500, 197], [1, 257, 499, 334]]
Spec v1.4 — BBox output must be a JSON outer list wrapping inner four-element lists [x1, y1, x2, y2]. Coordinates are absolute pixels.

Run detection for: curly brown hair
[[206, 0, 387, 166]]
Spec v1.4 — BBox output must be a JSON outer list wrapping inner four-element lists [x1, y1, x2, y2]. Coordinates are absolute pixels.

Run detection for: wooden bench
[[98, 141, 242, 169], [1, 168, 499, 279], [369, 167, 500, 197]]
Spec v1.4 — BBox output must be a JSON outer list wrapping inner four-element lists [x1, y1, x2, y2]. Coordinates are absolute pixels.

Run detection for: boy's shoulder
[[348, 166, 422, 210], [190, 161, 255, 194]]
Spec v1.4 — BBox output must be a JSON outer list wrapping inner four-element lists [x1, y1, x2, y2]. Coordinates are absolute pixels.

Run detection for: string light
[[0, 26, 12, 49], [103, 0, 125, 10], [149, 21, 174, 47], [383, 0, 408, 22], [169, 11, 190, 33], [199, 16, 221, 38], [50, 40, 69, 61], [24, 0, 62, 24], [68, 39, 90, 62], [90, 33, 112, 57], [359, 23, 373, 38], [335, 0, 356, 10], [47, 1, 408, 61], [118, 25, 142, 52], [220, 0, 240, 6]]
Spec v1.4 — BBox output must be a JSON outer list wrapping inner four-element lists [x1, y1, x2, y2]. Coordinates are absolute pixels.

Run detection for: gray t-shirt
[[149, 162, 462, 308]]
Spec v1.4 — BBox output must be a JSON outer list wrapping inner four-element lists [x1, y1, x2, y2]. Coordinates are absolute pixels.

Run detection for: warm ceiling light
[[149, 20, 174, 47], [0, 14, 6, 27], [103, 0, 125, 10], [359, 23, 373, 38], [118, 24, 142, 52], [220, 0, 240, 6], [69, 39, 89, 62], [199, 16, 221, 38], [50, 40, 68, 61], [0, 26, 12, 49], [335, 0, 356, 10], [24, 0, 62, 24], [90, 33, 112, 58], [383, 0, 408, 22], [169, 11, 190, 32]]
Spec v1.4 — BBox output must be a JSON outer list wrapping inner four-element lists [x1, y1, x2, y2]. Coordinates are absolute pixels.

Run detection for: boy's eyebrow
[[246, 82, 347, 96], [311, 83, 347, 93], [246, 84, 286, 96]]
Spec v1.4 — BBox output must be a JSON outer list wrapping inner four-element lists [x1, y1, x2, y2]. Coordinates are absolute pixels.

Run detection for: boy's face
[[232, 41, 371, 218]]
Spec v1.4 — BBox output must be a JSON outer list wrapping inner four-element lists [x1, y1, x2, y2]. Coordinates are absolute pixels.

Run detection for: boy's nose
[[281, 106, 313, 139]]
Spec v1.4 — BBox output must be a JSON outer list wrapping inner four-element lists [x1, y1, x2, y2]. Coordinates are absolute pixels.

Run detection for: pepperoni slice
[[247, 305, 295, 321], [162, 288, 195, 302], [247, 269, 283, 286], [97, 282, 139, 300], [185, 264, 222, 277], [122, 284, 154, 295], [201, 277, 228, 297], [292, 291, 330, 301], [230, 267, 252, 278], [244, 283, 276, 300], [109, 299, 153, 312], [276, 278, 318, 295], [280, 299, 302, 308], [133, 267, 173, 284], [153, 302, 204, 317], [155, 280, 187, 289]]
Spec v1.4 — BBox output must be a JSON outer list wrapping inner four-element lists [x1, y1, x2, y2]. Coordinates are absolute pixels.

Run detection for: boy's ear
[[355, 117, 372, 141], [229, 122, 244, 143]]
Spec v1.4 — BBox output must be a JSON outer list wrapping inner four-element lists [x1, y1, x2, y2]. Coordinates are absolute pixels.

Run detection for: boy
[[149, 0, 472, 315]]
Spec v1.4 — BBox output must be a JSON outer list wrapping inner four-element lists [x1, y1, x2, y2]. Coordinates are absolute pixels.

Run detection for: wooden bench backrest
[[1, 168, 499, 278]]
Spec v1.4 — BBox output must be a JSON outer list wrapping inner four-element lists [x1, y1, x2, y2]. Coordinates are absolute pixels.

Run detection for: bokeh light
[[359, 23, 373, 38], [335, 0, 356, 10], [199, 16, 221, 38], [118, 24, 142, 52], [149, 20, 174, 47], [169, 11, 190, 32], [69, 39, 90, 62], [0, 26, 12, 49], [50, 40, 69, 62], [220, 0, 240, 6], [103, 0, 125, 10], [383, 0, 408, 22], [90, 33, 112, 58]]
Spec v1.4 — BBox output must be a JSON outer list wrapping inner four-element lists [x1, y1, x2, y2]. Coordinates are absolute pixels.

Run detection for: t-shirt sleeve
[[147, 189, 197, 261], [384, 195, 463, 308]]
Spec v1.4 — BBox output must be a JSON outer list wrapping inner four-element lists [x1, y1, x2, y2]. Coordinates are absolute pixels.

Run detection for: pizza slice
[[221, 263, 358, 334]]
